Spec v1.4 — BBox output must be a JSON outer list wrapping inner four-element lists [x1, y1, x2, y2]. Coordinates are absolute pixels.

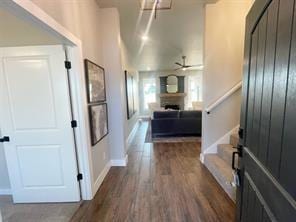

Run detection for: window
[[143, 78, 156, 110], [187, 74, 202, 109]]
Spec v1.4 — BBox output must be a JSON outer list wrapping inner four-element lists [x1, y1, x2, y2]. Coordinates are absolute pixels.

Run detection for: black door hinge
[[71, 120, 78, 128], [0, 136, 10, 143], [77, 173, 83, 181], [65, 61, 72, 69]]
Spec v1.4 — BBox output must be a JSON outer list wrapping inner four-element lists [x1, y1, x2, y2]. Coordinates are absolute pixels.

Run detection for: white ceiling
[[0, 7, 60, 47], [97, 0, 207, 71]]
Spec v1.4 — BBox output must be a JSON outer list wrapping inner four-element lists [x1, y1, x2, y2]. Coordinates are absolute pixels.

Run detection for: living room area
[[120, 0, 251, 207], [137, 68, 203, 142]]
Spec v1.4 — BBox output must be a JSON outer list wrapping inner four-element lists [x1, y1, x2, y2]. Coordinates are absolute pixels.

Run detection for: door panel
[[252, 12, 266, 159], [242, 172, 274, 222], [258, 1, 278, 166], [267, 0, 294, 178], [0, 46, 80, 203], [17, 145, 64, 187], [245, 28, 258, 153], [280, 0, 296, 198], [4, 57, 57, 130], [244, 149, 296, 220], [238, 0, 296, 221]]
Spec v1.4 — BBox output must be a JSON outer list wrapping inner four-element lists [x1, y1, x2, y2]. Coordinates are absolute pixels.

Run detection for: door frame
[[238, 0, 273, 220], [0, 0, 95, 200]]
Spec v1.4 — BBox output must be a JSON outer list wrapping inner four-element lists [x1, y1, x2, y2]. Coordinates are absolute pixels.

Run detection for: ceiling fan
[[174, 56, 203, 71]]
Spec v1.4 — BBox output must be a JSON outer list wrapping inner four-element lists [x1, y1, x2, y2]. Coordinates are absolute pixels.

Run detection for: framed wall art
[[85, 59, 106, 103], [125, 71, 136, 119], [88, 103, 109, 146]]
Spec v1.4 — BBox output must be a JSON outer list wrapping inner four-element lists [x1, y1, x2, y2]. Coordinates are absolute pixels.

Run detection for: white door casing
[[0, 45, 80, 203]]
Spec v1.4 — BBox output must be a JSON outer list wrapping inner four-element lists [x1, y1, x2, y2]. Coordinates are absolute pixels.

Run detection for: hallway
[[71, 121, 235, 222]]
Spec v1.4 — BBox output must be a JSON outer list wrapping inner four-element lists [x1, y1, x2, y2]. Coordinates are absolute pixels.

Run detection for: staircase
[[204, 133, 239, 202]]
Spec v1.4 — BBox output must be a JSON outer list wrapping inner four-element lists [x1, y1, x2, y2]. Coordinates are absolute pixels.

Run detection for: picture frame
[[125, 71, 136, 119], [85, 59, 106, 103], [88, 103, 109, 146]]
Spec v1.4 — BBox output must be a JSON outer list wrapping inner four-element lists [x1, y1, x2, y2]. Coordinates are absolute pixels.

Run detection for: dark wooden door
[[238, 0, 296, 221]]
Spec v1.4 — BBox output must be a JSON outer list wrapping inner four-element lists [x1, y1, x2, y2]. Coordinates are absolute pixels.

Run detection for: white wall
[[100, 8, 127, 161], [138, 70, 203, 116], [121, 40, 139, 144], [202, 0, 253, 152]]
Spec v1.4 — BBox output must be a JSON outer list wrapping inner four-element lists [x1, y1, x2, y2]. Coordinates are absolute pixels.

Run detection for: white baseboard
[[126, 120, 139, 146], [111, 154, 128, 167], [93, 161, 111, 195], [138, 115, 151, 120], [199, 153, 205, 164], [0, 189, 12, 195], [203, 125, 239, 155]]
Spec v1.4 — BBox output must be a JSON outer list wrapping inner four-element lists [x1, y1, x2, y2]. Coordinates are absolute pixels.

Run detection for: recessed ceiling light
[[142, 35, 149, 41]]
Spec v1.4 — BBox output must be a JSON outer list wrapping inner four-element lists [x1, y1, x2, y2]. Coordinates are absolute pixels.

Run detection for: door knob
[[0, 136, 10, 143]]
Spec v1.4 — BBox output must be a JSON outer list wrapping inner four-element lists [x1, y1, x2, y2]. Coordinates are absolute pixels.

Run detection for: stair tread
[[204, 154, 236, 201], [218, 143, 235, 149]]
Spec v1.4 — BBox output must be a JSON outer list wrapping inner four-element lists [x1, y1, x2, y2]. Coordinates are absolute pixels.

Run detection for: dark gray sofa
[[151, 110, 202, 138]]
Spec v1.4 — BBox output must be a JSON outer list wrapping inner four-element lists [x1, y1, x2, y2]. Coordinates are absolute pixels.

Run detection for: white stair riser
[[217, 145, 238, 167], [230, 134, 239, 147]]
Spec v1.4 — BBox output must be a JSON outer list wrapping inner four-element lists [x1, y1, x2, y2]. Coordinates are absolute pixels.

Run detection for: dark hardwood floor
[[71, 121, 235, 222]]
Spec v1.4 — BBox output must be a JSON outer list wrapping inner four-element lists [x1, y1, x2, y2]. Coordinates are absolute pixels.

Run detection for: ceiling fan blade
[[185, 65, 204, 70], [174, 67, 182, 71], [175, 62, 183, 66], [188, 64, 203, 67]]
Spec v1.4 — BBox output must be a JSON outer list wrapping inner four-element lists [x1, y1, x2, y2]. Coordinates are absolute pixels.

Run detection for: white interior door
[[0, 45, 80, 203]]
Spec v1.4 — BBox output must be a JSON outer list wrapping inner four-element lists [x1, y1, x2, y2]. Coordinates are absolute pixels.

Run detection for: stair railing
[[205, 81, 242, 114]]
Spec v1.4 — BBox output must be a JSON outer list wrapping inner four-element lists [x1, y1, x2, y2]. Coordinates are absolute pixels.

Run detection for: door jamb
[[0, 0, 95, 200]]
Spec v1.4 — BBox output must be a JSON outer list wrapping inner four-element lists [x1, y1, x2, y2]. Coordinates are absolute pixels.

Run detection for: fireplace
[[159, 93, 187, 110], [165, 104, 180, 110]]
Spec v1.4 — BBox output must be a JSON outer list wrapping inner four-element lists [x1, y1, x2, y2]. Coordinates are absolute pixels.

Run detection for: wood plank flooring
[[71, 121, 235, 222]]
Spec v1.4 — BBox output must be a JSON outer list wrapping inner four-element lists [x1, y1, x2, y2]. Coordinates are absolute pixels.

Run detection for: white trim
[[139, 115, 151, 120], [126, 120, 139, 146], [0, 0, 94, 200], [111, 154, 128, 167], [93, 162, 111, 194], [66, 47, 94, 200], [0, 189, 12, 195], [205, 81, 242, 114], [203, 125, 239, 154], [200, 153, 205, 164]]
